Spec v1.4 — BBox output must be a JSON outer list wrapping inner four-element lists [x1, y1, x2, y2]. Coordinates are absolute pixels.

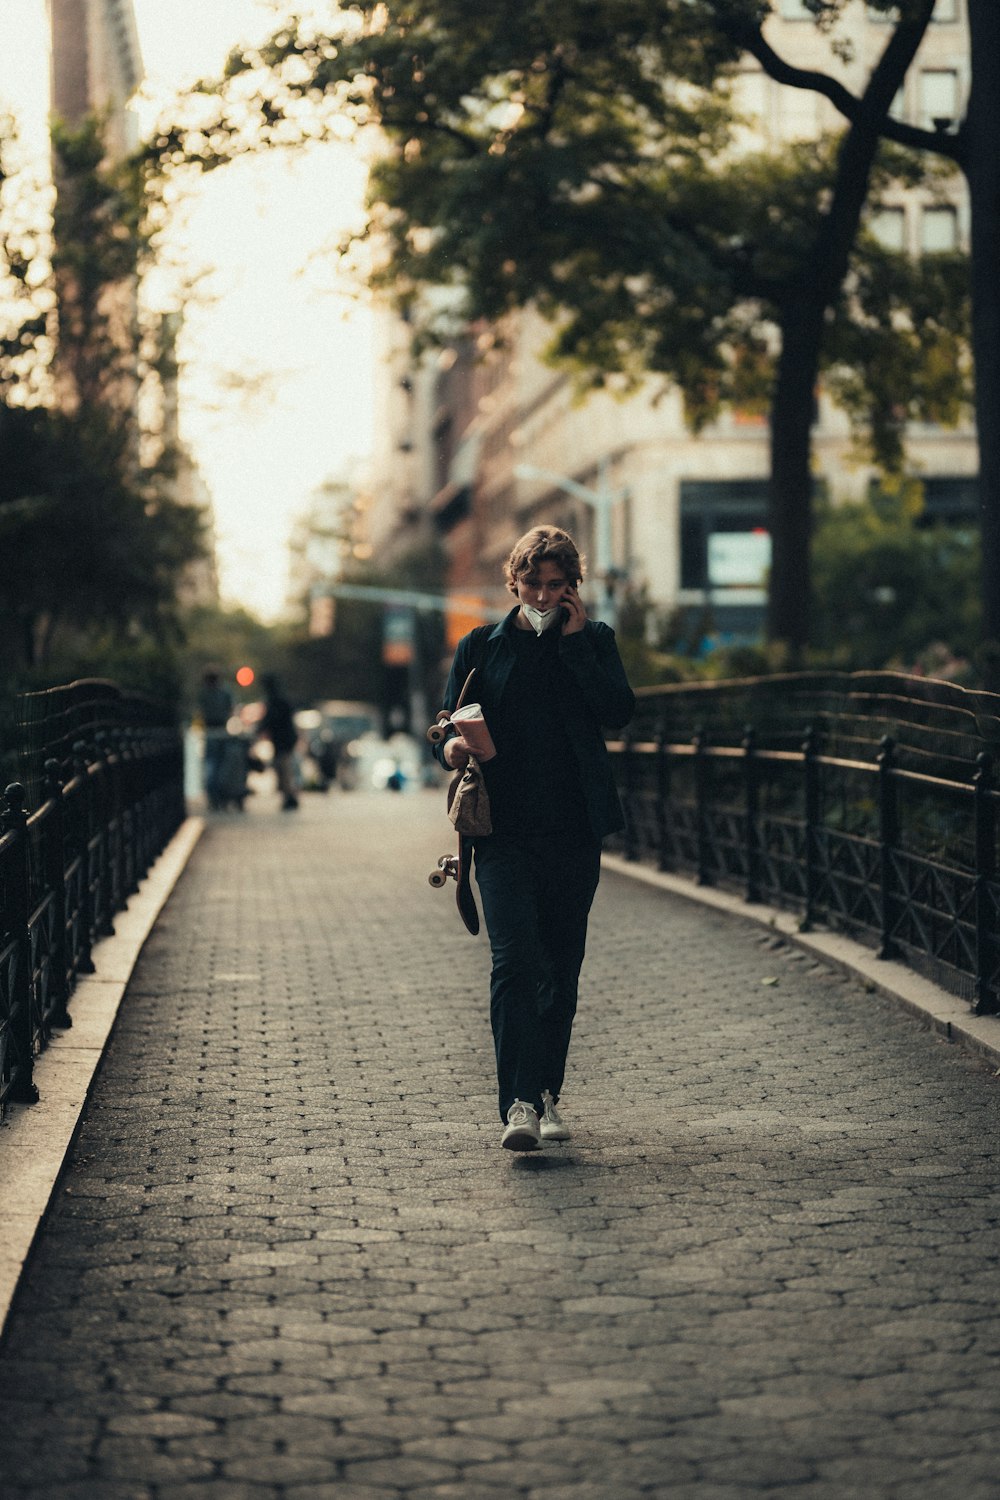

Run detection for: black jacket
[[436, 606, 635, 841]]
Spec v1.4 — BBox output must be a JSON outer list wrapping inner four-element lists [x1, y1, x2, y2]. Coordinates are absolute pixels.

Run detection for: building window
[[870, 476, 977, 527], [921, 205, 958, 252], [919, 69, 959, 131], [871, 0, 959, 22], [679, 481, 771, 594], [870, 207, 907, 251]]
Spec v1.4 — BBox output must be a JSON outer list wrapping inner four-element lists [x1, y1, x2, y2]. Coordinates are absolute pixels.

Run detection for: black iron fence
[[608, 671, 1000, 1017], [0, 679, 185, 1116]]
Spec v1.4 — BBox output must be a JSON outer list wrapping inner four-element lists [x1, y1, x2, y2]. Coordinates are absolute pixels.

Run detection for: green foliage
[[615, 480, 980, 685], [160, 23, 968, 478], [0, 119, 52, 404], [49, 113, 149, 412], [809, 485, 980, 670], [282, 538, 449, 707], [179, 603, 288, 715], [143, 0, 972, 658], [612, 586, 689, 686], [0, 112, 208, 687], [0, 404, 207, 680], [154, 2, 967, 449], [827, 234, 972, 472]]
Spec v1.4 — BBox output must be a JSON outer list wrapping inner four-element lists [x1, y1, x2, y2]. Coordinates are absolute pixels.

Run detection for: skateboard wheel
[[428, 870, 448, 888], [426, 723, 447, 744]]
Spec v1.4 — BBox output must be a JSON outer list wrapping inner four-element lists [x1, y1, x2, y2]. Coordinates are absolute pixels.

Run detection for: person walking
[[260, 675, 300, 811], [198, 667, 233, 812], [435, 524, 635, 1151]]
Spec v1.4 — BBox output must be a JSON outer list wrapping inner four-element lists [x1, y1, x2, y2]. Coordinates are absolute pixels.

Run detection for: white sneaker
[[540, 1090, 570, 1142], [501, 1100, 541, 1151]]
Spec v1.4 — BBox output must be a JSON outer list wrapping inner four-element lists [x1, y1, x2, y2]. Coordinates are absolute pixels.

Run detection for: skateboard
[[427, 832, 480, 935], [425, 668, 477, 748], [426, 709, 452, 746], [426, 668, 481, 936]]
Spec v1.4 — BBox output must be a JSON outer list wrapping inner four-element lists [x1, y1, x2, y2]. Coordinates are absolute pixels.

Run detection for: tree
[[700, 1, 942, 652], [155, 0, 971, 663], [713, 0, 998, 676], [0, 117, 52, 407], [965, 0, 1000, 670], [0, 403, 205, 673], [48, 113, 144, 417], [0, 116, 208, 680]]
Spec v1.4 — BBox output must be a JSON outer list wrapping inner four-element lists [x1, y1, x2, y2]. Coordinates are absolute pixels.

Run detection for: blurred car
[[293, 700, 380, 790], [341, 730, 424, 792]]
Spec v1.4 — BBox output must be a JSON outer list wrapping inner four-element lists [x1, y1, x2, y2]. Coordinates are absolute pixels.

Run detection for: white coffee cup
[[450, 703, 497, 762]]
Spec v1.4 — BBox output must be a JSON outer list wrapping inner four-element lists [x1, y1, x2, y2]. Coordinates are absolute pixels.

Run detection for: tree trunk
[[767, 298, 824, 659], [966, 0, 1000, 686], [759, 3, 935, 658]]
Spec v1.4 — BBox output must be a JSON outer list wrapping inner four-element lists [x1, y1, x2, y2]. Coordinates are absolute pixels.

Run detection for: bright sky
[[0, 0, 375, 621]]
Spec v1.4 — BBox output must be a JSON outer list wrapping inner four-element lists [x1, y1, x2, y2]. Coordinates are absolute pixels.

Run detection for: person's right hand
[[444, 735, 472, 770]]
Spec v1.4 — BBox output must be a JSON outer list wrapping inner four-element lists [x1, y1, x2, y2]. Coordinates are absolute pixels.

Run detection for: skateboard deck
[[428, 834, 479, 935]]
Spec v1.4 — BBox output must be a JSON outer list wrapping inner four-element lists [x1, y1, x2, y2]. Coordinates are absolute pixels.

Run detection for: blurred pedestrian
[[261, 675, 300, 811], [435, 525, 635, 1151], [198, 667, 233, 812]]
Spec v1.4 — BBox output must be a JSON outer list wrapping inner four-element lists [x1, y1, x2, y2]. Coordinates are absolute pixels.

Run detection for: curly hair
[[503, 525, 586, 596]]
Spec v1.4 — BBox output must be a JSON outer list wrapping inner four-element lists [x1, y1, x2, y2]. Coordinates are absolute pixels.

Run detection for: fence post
[[107, 725, 127, 912], [121, 727, 140, 897], [973, 751, 998, 1016], [94, 732, 116, 937], [801, 726, 820, 933], [621, 730, 639, 862], [73, 740, 97, 976], [2, 784, 39, 1104], [877, 735, 899, 960], [743, 725, 760, 903], [694, 726, 713, 887], [656, 720, 672, 873], [43, 759, 71, 1029]]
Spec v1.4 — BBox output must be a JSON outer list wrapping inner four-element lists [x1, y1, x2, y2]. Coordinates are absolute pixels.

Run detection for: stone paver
[[0, 787, 998, 1498]]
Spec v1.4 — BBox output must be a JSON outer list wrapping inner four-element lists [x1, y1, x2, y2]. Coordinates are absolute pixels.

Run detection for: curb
[[601, 853, 1000, 1073], [0, 816, 205, 1337]]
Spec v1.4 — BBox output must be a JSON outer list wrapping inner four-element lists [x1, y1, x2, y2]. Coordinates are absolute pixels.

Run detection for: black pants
[[473, 832, 602, 1121]]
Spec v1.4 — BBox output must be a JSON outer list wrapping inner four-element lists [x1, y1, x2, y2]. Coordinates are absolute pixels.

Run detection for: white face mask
[[521, 604, 561, 635]]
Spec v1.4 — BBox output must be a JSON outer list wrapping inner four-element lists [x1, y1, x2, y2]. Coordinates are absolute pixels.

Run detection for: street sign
[[382, 604, 416, 666]]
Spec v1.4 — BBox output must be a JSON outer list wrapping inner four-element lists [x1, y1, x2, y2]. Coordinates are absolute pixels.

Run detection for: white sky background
[[0, 0, 376, 620]]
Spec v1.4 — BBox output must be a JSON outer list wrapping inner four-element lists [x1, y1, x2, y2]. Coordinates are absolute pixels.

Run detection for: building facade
[[46, 0, 220, 608], [367, 0, 975, 652], [48, 0, 143, 156]]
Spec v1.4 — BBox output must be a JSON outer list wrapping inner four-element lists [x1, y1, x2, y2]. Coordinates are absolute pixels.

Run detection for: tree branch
[[729, 21, 967, 168]]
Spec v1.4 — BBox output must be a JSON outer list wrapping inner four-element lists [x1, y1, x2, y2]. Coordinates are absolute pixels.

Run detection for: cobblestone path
[[1, 789, 998, 1499]]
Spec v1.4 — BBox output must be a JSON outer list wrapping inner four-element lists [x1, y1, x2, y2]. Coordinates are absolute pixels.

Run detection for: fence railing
[[0, 679, 186, 1117], [607, 670, 1000, 1017]]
